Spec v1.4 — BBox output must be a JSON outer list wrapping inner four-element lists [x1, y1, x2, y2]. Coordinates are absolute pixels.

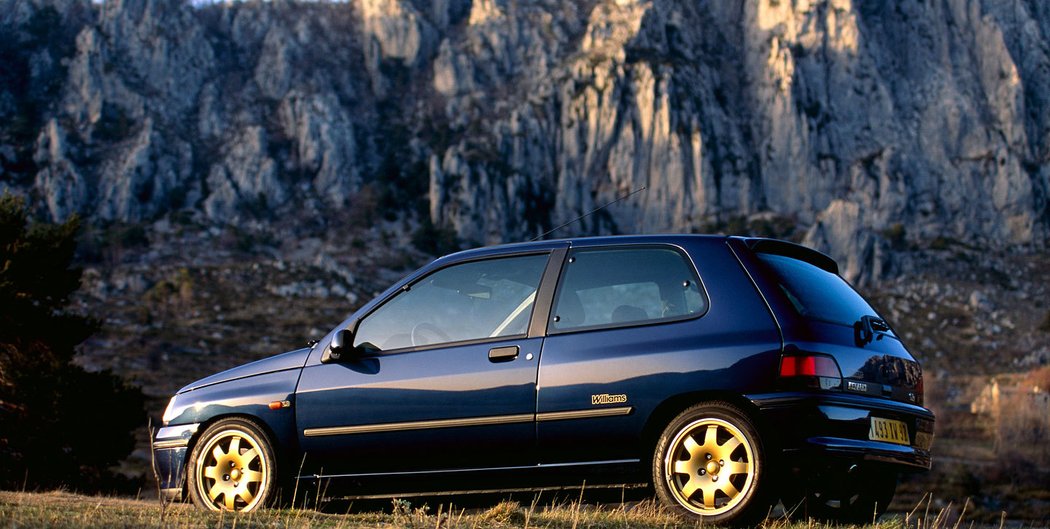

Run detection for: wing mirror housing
[[321, 328, 355, 363]]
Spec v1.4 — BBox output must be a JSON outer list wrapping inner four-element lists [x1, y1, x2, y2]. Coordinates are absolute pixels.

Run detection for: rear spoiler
[[741, 238, 839, 275]]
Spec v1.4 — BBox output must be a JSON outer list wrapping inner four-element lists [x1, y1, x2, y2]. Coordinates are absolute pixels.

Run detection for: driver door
[[295, 252, 554, 476]]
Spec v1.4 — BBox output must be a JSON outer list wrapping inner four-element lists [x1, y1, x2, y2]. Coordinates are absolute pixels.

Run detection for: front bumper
[[152, 423, 200, 499], [749, 392, 935, 471]]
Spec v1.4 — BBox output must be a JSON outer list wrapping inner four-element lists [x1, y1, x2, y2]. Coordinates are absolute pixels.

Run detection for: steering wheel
[[411, 322, 452, 347]]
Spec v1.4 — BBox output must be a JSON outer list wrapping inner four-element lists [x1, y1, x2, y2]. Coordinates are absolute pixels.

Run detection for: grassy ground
[[0, 490, 1029, 529]]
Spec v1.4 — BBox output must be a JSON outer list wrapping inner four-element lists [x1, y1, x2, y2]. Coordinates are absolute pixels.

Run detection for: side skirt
[[299, 458, 641, 481], [320, 482, 650, 501], [295, 459, 646, 499]]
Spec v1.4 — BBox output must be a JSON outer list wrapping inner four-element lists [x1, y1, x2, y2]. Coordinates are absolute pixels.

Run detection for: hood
[[177, 347, 312, 394]]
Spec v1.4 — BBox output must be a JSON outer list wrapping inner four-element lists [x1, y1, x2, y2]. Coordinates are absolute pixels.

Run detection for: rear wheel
[[653, 402, 773, 525], [187, 418, 276, 512]]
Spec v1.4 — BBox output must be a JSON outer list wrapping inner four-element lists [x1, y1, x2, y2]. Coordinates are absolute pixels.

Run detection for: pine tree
[[0, 192, 144, 490]]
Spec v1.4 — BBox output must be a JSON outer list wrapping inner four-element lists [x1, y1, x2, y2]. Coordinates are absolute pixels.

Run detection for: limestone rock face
[[94, 118, 194, 221], [2, 0, 1049, 283], [278, 92, 360, 206], [203, 126, 283, 220], [33, 119, 89, 222], [426, 0, 1050, 282], [3, 0, 374, 226]]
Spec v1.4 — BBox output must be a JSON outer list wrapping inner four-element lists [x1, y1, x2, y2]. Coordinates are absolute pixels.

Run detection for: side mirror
[[321, 328, 354, 363]]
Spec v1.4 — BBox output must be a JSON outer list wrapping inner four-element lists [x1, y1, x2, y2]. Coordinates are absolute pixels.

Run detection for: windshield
[[756, 252, 882, 328]]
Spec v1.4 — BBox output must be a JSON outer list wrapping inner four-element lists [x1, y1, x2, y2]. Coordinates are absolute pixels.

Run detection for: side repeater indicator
[[268, 400, 291, 410], [592, 393, 628, 405]]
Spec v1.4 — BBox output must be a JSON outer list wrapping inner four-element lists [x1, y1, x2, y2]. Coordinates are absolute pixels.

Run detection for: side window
[[354, 253, 549, 352], [549, 247, 706, 333]]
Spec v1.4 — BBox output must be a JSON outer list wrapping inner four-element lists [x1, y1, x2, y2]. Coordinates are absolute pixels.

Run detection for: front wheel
[[653, 402, 774, 525], [187, 418, 276, 512]]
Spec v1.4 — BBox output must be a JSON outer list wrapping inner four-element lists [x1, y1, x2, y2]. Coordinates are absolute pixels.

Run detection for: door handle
[[488, 346, 519, 363]]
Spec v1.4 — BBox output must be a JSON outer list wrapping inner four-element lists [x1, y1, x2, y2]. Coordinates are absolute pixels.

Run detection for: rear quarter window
[[549, 246, 707, 333]]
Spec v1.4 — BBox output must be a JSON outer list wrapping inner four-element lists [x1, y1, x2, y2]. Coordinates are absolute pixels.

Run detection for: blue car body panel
[[154, 234, 934, 501], [295, 335, 543, 475], [175, 347, 312, 394]]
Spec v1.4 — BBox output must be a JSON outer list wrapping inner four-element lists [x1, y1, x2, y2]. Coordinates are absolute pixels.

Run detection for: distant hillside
[[2, 0, 1049, 283]]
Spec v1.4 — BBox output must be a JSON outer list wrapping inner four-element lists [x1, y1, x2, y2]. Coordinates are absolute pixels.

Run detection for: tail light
[[779, 353, 842, 391]]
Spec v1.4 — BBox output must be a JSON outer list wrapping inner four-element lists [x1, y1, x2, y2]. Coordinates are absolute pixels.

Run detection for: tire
[[186, 418, 277, 512], [782, 468, 897, 524], [653, 402, 773, 525]]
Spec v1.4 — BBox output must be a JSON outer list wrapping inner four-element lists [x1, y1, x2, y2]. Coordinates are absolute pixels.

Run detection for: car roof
[[430, 234, 838, 275], [432, 234, 729, 264]]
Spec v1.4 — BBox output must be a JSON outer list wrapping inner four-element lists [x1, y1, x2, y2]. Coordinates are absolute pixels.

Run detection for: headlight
[[161, 396, 177, 425]]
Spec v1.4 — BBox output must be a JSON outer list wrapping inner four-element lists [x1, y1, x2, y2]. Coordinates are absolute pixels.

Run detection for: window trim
[[545, 243, 711, 336], [352, 250, 556, 356], [358, 334, 534, 357]]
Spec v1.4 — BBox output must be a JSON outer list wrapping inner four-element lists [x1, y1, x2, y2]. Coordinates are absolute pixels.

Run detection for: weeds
[[147, 419, 167, 523], [0, 490, 1033, 529]]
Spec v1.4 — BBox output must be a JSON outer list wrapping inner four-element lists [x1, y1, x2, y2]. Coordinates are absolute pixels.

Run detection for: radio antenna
[[530, 185, 648, 242]]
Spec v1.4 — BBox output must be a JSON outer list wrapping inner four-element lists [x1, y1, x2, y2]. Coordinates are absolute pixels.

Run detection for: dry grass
[[0, 490, 1034, 529]]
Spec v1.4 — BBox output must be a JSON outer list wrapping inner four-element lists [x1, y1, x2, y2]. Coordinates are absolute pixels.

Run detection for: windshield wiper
[[854, 315, 890, 346]]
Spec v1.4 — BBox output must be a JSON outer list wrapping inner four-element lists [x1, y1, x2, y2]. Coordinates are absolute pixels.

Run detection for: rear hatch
[[745, 240, 923, 406]]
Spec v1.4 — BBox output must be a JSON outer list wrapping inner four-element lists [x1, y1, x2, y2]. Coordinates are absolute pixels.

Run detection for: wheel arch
[[184, 413, 289, 475], [640, 391, 767, 463]]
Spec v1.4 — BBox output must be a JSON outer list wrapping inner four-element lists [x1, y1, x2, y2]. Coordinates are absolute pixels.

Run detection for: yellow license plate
[[869, 417, 910, 445]]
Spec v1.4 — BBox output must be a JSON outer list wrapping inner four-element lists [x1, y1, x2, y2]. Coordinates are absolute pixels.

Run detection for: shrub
[[77, 223, 150, 264], [882, 223, 907, 248], [93, 103, 134, 142], [412, 219, 459, 256], [145, 268, 194, 307], [0, 192, 144, 492]]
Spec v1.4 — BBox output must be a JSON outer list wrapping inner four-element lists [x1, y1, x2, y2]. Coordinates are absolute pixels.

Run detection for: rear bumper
[[748, 392, 934, 471]]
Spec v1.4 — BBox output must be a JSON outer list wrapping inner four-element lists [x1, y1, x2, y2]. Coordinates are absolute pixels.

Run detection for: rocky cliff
[[2, 0, 1049, 282]]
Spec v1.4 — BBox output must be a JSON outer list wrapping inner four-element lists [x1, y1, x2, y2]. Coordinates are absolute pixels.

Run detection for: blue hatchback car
[[153, 235, 933, 524]]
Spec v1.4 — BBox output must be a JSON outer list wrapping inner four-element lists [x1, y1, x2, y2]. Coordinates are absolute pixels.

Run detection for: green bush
[[882, 223, 906, 248], [0, 192, 144, 492], [412, 219, 459, 256]]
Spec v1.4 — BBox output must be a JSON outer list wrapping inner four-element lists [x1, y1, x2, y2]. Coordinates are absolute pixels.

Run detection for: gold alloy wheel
[[664, 418, 755, 516], [194, 428, 269, 511]]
